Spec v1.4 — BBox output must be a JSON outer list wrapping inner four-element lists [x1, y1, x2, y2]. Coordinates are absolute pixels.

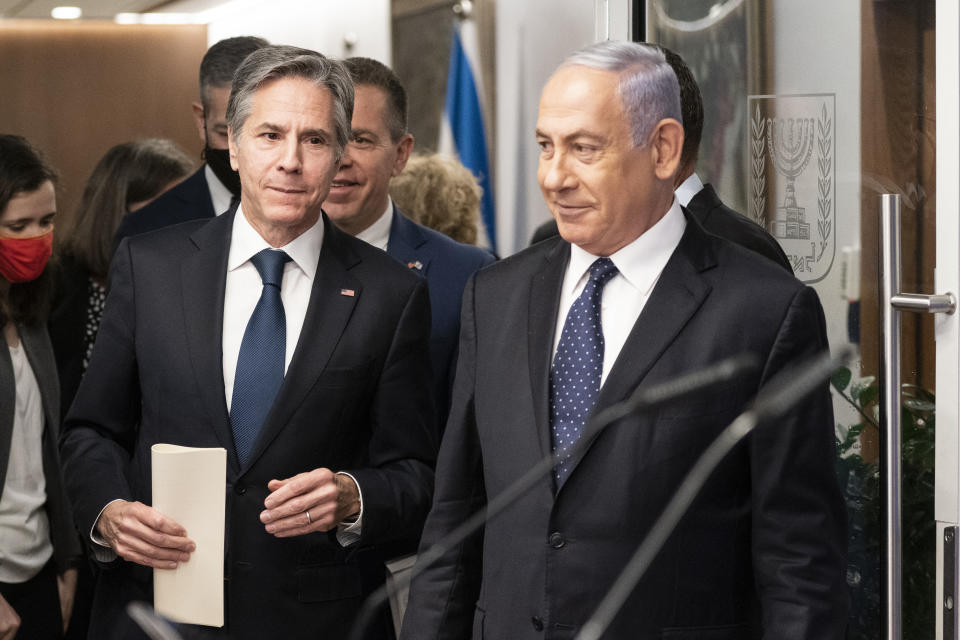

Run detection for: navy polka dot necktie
[[549, 257, 619, 487], [230, 249, 291, 467]]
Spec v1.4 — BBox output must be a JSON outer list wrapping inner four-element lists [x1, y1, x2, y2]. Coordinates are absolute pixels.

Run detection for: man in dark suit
[[113, 36, 268, 246], [529, 46, 791, 273], [401, 41, 846, 639], [323, 57, 495, 424], [60, 46, 436, 640]]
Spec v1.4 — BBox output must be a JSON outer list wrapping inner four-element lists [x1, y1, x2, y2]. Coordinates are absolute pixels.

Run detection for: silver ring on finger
[[305, 510, 312, 525]]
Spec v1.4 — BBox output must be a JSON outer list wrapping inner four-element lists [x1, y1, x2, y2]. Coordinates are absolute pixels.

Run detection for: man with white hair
[[401, 41, 846, 639]]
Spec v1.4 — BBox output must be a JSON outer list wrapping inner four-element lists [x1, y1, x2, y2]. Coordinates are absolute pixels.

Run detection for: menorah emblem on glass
[[766, 117, 815, 240]]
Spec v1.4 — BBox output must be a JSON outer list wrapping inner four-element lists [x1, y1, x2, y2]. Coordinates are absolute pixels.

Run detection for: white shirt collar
[[205, 164, 234, 216], [227, 204, 324, 280], [354, 198, 394, 251], [566, 198, 687, 298], [674, 172, 704, 208]]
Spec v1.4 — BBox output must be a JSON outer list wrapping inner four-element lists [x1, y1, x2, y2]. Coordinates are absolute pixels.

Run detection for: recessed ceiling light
[[51, 6, 82, 19]]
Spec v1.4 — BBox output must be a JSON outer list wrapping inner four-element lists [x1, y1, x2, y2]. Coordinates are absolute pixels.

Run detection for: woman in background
[[49, 138, 194, 416], [389, 152, 484, 246], [0, 134, 81, 639]]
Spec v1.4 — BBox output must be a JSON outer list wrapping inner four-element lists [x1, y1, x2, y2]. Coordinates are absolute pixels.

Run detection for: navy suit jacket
[[386, 206, 495, 424], [402, 212, 847, 640], [113, 166, 216, 249], [60, 211, 437, 639]]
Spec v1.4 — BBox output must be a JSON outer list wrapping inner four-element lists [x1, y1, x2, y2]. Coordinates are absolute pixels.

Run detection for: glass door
[[643, 1, 959, 638]]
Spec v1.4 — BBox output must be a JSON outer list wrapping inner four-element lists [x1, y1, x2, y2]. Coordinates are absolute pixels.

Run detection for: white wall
[[160, 0, 391, 63], [767, 1, 861, 429], [495, 1, 596, 254], [770, 1, 861, 358]]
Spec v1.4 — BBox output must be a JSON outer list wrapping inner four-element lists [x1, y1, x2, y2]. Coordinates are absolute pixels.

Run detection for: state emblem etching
[[748, 94, 836, 283]]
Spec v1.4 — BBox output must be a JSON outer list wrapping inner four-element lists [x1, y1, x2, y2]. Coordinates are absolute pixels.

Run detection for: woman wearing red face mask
[[0, 134, 82, 640]]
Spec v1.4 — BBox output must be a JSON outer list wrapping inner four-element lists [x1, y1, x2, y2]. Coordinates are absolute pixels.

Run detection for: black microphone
[[574, 345, 854, 640], [348, 353, 761, 640]]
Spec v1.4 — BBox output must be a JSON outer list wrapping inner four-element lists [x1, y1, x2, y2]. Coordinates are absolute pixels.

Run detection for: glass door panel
[[647, 1, 939, 638]]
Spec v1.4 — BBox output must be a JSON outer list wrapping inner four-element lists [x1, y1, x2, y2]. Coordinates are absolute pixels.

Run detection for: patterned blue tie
[[550, 257, 619, 486], [231, 249, 291, 466]]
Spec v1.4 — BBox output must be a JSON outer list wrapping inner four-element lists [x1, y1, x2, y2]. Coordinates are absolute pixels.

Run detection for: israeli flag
[[439, 14, 496, 251]]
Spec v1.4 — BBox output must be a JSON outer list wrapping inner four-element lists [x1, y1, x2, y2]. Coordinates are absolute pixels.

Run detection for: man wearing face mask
[[113, 36, 269, 248]]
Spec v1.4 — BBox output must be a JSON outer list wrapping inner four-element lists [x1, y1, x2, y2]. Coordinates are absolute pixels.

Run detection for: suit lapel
[[241, 217, 361, 472], [19, 325, 59, 432], [528, 238, 569, 459], [560, 216, 718, 484], [181, 213, 236, 470], [386, 206, 433, 276], [178, 168, 216, 218], [686, 184, 721, 227], [0, 334, 14, 490]]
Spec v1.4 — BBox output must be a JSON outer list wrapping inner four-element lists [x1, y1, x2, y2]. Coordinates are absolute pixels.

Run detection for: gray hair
[[226, 45, 354, 162], [561, 41, 682, 147]]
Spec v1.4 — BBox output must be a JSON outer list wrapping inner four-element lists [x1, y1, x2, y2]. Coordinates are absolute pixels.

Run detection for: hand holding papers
[[151, 444, 226, 628]]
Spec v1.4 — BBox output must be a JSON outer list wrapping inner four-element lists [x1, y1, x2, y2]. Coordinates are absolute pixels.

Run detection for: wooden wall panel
[[0, 21, 207, 224]]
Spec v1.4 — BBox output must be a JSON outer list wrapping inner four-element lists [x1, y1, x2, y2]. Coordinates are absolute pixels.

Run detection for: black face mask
[[203, 145, 242, 198]]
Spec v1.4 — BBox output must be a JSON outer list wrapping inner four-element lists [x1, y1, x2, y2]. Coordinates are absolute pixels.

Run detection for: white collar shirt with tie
[[222, 205, 324, 413], [552, 199, 687, 386]]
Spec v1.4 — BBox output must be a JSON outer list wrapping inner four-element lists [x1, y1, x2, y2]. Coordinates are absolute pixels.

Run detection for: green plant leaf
[[831, 366, 852, 392], [858, 384, 879, 409]]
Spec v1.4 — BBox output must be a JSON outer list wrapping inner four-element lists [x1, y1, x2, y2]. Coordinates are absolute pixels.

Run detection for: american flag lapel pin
[[407, 260, 423, 271], [340, 288, 355, 297]]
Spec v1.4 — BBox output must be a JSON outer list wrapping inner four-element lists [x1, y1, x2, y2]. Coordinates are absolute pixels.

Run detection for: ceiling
[[0, 0, 218, 20]]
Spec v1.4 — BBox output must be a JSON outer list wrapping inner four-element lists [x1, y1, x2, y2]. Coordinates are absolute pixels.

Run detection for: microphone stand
[[347, 353, 760, 640], [574, 346, 853, 640]]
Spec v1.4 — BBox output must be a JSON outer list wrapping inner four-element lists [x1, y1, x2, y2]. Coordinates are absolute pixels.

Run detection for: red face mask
[[0, 232, 53, 283]]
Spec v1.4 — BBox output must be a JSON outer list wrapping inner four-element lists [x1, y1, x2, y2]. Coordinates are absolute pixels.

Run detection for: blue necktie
[[231, 249, 291, 466], [549, 257, 619, 486]]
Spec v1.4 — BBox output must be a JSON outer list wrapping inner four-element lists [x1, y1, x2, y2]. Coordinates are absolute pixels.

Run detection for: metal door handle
[[880, 193, 957, 640]]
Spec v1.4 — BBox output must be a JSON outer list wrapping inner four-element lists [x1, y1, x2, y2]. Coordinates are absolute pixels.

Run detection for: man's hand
[[260, 469, 360, 537], [57, 568, 78, 633], [97, 500, 195, 569], [0, 592, 19, 640]]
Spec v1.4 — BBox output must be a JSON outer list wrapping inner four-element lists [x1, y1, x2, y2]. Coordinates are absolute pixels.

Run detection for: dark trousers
[[0, 560, 63, 639]]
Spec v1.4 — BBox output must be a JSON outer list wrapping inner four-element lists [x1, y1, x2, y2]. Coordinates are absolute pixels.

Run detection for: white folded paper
[[151, 444, 226, 627]]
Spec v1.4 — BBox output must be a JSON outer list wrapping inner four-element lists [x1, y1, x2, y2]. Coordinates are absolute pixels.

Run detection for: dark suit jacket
[[402, 213, 847, 639], [386, 206, 495, 424], [1, 322, 81, 574], [112, 166, 216, 249], [530, 183, 792, 273], [60, 211, 437, 639], [689, 183, 791, 271]]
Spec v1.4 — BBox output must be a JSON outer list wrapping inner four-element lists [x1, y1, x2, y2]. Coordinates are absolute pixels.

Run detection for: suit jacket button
[[531, 616, 544, 631], [548, 532, 565, 549], [234, 484, 246, 496]]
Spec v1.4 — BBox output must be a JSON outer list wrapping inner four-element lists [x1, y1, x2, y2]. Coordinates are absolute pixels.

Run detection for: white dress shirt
[[353, 199, 394, 251], [205, 165, 234, 217], [674, 172, 704, 208], [552, 199, 687, 385]]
